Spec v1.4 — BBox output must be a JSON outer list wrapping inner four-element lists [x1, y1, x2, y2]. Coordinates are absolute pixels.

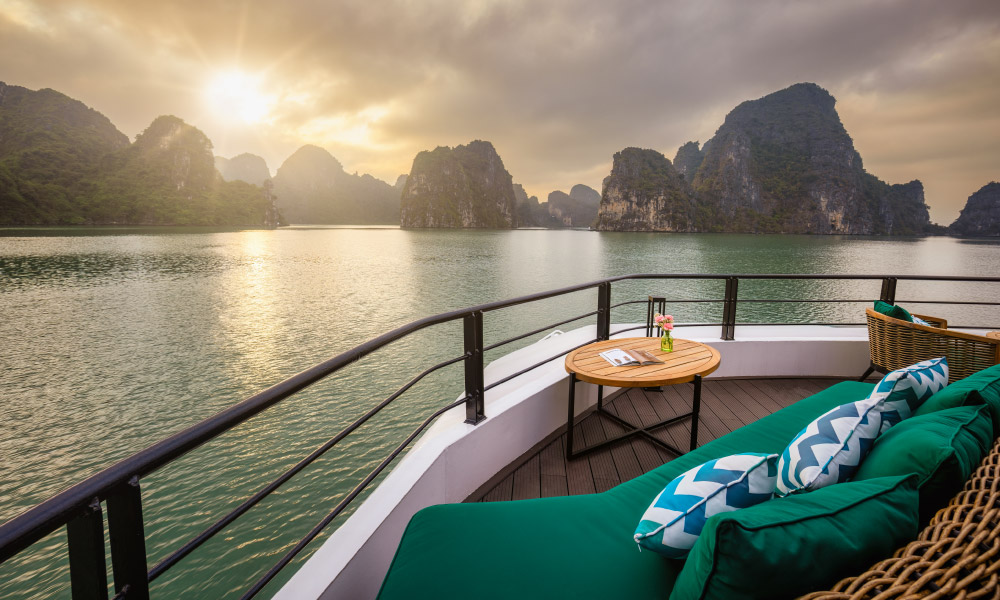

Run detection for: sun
[[203, 70, 273, 125]]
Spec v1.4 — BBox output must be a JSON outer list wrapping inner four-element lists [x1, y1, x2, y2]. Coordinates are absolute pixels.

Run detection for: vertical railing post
[[107, 477, 149, 600], [645, 296, 666, 337], [880, 277, 897, 304], [463, 311, 486, 424], [597, 282, 611, 341], [721, 277, 739, 340], [67, 497, 109, 600]]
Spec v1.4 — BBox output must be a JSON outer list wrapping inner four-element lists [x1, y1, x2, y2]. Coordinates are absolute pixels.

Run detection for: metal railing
[[1, 273, 999, 600]]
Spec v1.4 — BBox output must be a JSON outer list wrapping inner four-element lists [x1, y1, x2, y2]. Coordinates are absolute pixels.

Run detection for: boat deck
[[468, 377, 844, 502]]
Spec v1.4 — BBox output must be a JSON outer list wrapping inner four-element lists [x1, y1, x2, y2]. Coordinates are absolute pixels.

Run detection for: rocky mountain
[[216, 153, 271, 186], [91, 115, 278, 226], [546, 184, 600, 227], [400, 140, 517, 228], [271, 145, 400, 224], [514, 183, 600, 228], [672, 141, 704, 182], [597, 83, 932, 234], [0, 81, 276, 226], [0, 81, 129, 224], [950, 182, 1000, 236], [595, 148, 698, 231]]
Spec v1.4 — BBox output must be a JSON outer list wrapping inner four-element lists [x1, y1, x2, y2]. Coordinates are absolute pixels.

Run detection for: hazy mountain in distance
[[216, 153, 271, 186], [271, 144, 400, 224]]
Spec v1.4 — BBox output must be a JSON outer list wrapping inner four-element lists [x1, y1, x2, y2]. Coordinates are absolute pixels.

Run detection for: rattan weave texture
[[799, 438, 1000, 600], [866, 308, 1000, 383]]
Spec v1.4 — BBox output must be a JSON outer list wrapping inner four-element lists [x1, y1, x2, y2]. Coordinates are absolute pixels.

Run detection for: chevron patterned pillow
[[872, 357, 949, 434], [776, 397, 883, 497], [633, 453, 778, 558]]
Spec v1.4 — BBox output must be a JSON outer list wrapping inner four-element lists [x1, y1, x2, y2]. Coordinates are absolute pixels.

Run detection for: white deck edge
[[274, 324, 874, 600]]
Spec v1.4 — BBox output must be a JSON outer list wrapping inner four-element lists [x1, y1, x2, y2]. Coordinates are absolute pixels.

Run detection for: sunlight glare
[[204, 70, 273, 125]]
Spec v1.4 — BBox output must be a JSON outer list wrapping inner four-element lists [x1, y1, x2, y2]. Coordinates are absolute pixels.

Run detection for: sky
[[1, 0, 998, 224]]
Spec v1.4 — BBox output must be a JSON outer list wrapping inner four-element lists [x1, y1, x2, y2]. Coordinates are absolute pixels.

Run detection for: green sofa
[[378, 372, 1000, 600]]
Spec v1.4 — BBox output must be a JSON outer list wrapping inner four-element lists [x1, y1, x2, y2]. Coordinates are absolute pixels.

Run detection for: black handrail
[[1, 273, 999, 600]]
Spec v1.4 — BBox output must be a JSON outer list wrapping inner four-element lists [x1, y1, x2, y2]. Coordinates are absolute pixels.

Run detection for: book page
[[599, 349, 636, 366]]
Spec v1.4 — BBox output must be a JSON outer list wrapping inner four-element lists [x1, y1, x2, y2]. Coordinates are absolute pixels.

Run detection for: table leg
[[690, 374, 702, 451], [597, 385, 604, 410], [566, 373, 577, 460]]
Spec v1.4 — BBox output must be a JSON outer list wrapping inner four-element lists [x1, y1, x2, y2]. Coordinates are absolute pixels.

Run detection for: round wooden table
[[563, 337, 721, 460]]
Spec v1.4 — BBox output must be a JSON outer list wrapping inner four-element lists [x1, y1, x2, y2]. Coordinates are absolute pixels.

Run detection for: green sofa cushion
[[377, 381, 875, 600], [669, 476, 919, 600], [873, 300, 914, 322], [914, 363, 1000, 433], [853, 405, 993, 524]]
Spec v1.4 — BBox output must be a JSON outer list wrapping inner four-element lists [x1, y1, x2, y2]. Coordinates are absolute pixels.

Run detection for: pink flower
[[654, 314, 665, 324], [664, 315, 674, 322], [664, 323, 674, 330]]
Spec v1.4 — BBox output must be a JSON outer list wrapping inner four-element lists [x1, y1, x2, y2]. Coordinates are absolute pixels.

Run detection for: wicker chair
[[799, 437, 1000, 599], [862, 307, 1000, 383]]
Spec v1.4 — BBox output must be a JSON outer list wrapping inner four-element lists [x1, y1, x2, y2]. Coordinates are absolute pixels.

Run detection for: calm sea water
[[1, 227, 998, 599]]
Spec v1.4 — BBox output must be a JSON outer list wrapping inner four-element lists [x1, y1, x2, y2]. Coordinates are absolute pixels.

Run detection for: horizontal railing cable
[[482, 338, 599, 394], [238, 396, 471, 600], [483, 311, 598, 352], [146, 351, 469, 582]]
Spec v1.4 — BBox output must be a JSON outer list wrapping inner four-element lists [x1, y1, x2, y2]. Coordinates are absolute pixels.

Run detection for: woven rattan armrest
[[799, 437, 1000, 599], [865, 307, 1000, 382]]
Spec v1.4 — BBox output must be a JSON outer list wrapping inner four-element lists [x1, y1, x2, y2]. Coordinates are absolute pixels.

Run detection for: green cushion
[[853, 405, 993, 524], [914, 363, 1000, 433], [670, 476, 919, 600], [378, 381, 875, 600], [873, 300, 914, 322]]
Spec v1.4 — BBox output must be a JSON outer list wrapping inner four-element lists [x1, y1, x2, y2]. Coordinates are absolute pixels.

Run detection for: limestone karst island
[[1, 80, 998, 235]]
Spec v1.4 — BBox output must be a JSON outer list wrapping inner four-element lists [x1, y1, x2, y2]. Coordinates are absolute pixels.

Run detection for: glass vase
[[660, 330, 673, 352]]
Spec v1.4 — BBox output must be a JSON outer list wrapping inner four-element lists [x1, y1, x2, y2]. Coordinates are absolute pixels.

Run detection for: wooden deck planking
[[470, 378, 845, 503]]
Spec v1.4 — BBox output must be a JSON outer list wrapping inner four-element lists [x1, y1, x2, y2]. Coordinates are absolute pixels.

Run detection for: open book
[[598, 348, 664, 367]]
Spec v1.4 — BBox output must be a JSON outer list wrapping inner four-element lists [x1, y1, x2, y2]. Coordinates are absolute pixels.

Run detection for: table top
[[564, 337, 721, 387]]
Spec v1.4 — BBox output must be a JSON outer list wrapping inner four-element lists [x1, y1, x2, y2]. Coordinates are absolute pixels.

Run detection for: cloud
[[1, 0, 998, 221]]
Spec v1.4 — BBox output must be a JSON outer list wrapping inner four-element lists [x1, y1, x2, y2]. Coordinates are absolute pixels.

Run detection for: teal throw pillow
[[873, 300, 914, 322], [633, 453, 778, 558], [854, 404, 993, 524], [669, 475, 919, 600], [775, 396, 883, 497], [869, 357, 949, 434]]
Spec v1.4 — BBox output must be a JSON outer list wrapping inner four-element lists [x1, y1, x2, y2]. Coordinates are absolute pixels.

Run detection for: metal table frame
[[565, 373, 702, 460]]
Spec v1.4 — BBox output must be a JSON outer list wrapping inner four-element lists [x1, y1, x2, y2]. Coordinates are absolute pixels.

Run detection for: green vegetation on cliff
[[950, 182, 1000, 237], [400, 141, 517, 228], [0, 82, 277, 227], [598, 83, 934, 235]]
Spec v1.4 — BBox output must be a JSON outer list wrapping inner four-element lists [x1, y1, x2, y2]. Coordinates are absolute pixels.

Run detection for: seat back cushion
[[852, 404, 993, 524], [914, 363, 1000, 433], [377, 381, 876, 600], [669, 475, 919, 600]]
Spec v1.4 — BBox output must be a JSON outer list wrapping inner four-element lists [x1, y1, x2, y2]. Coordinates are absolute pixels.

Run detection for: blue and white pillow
[[872, 357, 949, 434], [912, 315, 932, 327], [776, 397, 883, 497], [634, 453, 778, 558]]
